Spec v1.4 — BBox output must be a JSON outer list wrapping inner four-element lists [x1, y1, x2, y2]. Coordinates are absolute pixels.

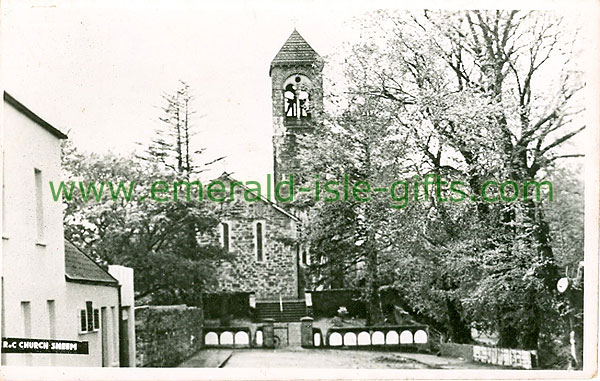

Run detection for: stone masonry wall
[[271, 64, 323, 184], [135, 305, 203, 367], [208, 180, 300, 300]]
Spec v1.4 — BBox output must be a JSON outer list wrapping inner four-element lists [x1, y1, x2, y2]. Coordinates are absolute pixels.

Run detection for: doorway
[[101, 307, 109, 367]]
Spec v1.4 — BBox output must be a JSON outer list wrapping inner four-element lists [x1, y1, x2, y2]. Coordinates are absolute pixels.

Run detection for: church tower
[[270, 30, 323, 186]]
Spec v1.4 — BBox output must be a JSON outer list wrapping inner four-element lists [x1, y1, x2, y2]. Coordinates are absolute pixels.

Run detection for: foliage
[[62, 83, 227, 306], [304, 10, 584, 355], [300, 94, 416, 324], [140, 81, 222, 175]]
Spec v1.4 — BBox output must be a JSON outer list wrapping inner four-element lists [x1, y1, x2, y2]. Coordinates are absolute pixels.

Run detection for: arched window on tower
[[283, 75, 311, 120]]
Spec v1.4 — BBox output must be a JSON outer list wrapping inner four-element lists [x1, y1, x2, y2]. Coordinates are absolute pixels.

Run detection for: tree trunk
[[497, 322, 519, 348], [445, 298, 473, 343], [365, 249, 383, 325], [521, 289, 541, 349]]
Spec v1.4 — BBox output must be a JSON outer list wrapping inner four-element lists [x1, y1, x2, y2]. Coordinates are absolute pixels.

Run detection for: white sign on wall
[[473, 345, 537, 369]]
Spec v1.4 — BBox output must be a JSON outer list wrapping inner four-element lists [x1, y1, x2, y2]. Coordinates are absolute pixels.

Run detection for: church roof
[[217, 172, 300, 222], [270, 29, 322, 72]]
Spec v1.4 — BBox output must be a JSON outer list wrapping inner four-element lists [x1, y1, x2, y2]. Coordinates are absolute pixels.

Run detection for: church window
[[299, 245, 311, 266], [254, 221, 265, 262], [220, 222, 231, 252]]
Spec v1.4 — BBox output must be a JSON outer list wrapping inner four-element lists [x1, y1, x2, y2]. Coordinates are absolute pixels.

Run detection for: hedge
[[310, 289, 366, 318], [203, 292, 251, 321]]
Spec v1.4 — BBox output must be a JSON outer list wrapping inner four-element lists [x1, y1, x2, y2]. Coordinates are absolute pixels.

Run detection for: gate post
[[262, 318, 275, 348], [300, 317, 314, 348]]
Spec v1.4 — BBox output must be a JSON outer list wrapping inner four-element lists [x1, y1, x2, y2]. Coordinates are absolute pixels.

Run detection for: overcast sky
[[2, 0, 593, 182], [2, 0, 373, 181]]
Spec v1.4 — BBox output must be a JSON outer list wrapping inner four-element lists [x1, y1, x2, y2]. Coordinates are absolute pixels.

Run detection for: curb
[[217, 351, 233, 368]]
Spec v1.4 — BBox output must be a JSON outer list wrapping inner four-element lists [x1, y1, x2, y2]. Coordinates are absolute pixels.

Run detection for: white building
[[1, 92, 135, 367]]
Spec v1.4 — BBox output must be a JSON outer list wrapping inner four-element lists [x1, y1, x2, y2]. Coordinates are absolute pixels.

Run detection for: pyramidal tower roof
[[270, 29, 322, 73]]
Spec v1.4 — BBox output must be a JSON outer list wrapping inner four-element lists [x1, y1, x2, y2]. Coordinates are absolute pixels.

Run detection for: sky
[[1, 0, 594, 182], [1, 0, 369, 181]]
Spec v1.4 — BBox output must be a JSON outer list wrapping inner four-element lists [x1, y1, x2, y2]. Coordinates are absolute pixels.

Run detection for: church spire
[[270, 30, 322, 76], [270, 29, 324, 186]]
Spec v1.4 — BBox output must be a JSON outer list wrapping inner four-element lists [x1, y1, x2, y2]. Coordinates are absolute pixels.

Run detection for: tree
[[61, 141, 225, 305], [308, 10, 584, 349], [142, 81, 222, 175], [62, 82, 227, 306], [300, 94, 417, 325]]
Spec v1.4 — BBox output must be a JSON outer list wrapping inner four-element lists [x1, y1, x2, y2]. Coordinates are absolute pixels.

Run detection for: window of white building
[[2, 151, 6, 239], [34, 168, 44, 243], [47, 300, 56, 338], [79, 301, 99, 333], [21, 301, 31, 337]]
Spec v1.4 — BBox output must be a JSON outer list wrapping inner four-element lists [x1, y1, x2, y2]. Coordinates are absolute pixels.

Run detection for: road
[[180, 348, 497, 369]]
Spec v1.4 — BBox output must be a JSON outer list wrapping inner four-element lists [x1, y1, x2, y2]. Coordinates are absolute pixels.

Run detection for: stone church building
[[211, 30, 322, 302]]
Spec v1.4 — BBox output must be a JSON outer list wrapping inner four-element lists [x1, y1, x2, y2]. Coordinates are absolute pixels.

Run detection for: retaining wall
[[135, 305, 203, 367]]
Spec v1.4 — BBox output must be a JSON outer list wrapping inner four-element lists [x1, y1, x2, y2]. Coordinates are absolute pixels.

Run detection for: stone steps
[[255, 301, 310, 322]]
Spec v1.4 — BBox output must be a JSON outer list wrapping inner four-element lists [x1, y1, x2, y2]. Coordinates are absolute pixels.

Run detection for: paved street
[[179, 348, 498, 369]]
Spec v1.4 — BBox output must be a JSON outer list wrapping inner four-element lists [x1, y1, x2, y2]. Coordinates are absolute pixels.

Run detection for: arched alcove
[[283, 74, 312, 119]]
